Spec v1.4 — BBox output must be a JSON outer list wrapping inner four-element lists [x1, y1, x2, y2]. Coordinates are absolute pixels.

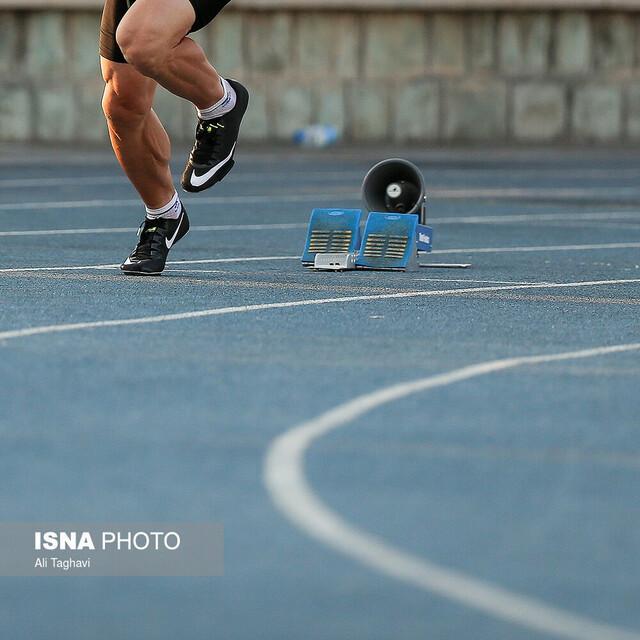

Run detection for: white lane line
[[429, 187, 640, 199], [2, 187, 640, 213], [0, 256, 299, 273], [414, 278, 545, 285], [433, 242, 640, 254], [264, 342, 640, 640], [0, 227, 137, 237], [0, 279, 639, 342], [430, 211, 640, 225], [0, 171, 365, 189], [165, 241, 640, 261], [2, 240, 640, 274], [2, 211, 640, 238], [170, 255, 300, 265], [0, 263, 121, 273], [5, 168, 640, 189], [0, 192, 360, 212], [0, 223, 309, 237]]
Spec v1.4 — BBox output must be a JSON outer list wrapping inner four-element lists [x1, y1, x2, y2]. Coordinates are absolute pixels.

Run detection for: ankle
[[145, 190, 182, 219], [196, 78, 236, 120]]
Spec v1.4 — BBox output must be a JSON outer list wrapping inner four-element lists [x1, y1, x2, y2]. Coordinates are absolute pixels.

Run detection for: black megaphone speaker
[[362, 158, 426, 223]]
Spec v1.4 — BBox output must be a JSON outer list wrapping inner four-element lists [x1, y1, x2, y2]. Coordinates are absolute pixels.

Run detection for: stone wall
[[1, 7, 639, 143]]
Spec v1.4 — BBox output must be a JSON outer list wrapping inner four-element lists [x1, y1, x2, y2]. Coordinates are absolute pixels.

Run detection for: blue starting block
[[357, 212, 428, 271], [301, 208, 362, 265], [302, 209, 434, 272]]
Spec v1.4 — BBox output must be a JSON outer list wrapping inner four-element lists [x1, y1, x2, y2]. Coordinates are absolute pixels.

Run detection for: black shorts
[[99, 0, 231, 63]]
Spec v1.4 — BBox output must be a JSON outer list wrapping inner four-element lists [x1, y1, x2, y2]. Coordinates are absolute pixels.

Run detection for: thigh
[[116, 0, 196, 50]]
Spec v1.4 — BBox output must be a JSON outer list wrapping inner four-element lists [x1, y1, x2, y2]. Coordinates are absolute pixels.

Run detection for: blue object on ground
[[293, 125, 339, 148], [356, 212, 419, 270], [301, 208, 362, 264]]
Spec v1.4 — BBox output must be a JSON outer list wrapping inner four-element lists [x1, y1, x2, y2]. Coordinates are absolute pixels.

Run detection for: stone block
[[364, 14, 426, 78], [240, 79, 269, 141], [69, 12, 101, 79], [177, 101, 193, 143], [593, 13, 634, 70], [246, 13, 291, 74], [210, 12, 244, 77], [432, 13, 465, 74], [26, 12, 67, 80], [499, 13, 551, 75], [468, 13, 496, 72], [154, 86, 187, 141], [0, 87, 31, 142], [394, 79, 439, 141], [513, 83, 566, 141], [554, 12, 591, 74], [35, 88, 75, 141], [444, 79, 507, 141], [346, 82, 389, 141], [0, 13, 21, 76], [627, 82, 640, 139], [274, 85, 313, 139], [77, 79, 108, 142], [573, 85, 622, 141], [295, 13, 358, 79], [314, 84, 345, 135]]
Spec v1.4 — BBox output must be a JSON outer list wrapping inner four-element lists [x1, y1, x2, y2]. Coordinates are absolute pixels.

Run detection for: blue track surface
[[0, 145, 639, 639]]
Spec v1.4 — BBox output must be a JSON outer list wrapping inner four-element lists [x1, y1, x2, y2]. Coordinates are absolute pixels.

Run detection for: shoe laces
[[131, 219, 166, 259], [192, 120, 226, 164]]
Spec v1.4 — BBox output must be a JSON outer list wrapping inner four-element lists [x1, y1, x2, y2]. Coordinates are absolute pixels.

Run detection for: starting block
[[356, 212, 432, 271], [301, 208, 362, 266], [302, 209, 434, 272]]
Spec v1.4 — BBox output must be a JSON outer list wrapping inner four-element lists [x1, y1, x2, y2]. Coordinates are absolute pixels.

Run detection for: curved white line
[[264, 343, 640, 640], [0, 278, 639, 343]]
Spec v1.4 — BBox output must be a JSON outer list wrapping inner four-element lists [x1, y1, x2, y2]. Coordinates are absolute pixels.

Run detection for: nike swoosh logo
[[190, 143, 236, 188], [165, 211, 184, 249]]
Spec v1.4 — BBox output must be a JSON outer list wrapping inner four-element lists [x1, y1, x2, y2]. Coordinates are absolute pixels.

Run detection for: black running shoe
[[181, 79, 249, 193], [121, 207, 190, 275]]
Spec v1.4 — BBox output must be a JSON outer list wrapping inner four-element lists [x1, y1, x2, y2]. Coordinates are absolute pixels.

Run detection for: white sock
[[197, 78, 236, 120], [145, 191, 181, 220]]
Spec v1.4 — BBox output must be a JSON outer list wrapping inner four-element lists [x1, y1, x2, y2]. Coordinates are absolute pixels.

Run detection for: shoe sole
[[121, 270, 164, 276], [182, 158, 235, 193]]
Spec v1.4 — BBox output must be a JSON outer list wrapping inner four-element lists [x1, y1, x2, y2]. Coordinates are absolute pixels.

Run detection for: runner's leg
[[101, 58, 174, 208], [114, 0, 224, 110]]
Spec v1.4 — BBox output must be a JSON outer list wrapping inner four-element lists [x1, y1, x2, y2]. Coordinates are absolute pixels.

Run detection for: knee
[[102, 82, 151, 129], [115, 24, 168, 77]]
